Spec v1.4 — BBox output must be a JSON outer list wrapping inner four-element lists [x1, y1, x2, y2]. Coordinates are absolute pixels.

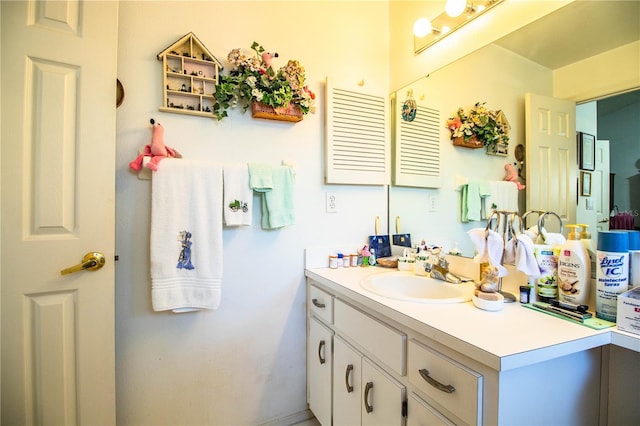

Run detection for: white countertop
[[305, 266, 639, 371]]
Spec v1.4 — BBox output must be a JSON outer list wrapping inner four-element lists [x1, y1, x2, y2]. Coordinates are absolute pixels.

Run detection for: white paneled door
[[1, 1, 118, 424], [595, 140, 611, 234], [525, 92, 577, 230]]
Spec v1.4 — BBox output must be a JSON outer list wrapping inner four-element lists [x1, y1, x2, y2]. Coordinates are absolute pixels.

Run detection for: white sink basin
[[360, 272, 474, 304]]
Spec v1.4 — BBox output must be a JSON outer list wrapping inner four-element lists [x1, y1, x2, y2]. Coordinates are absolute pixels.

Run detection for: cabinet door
[[333, 337, 362, 425], [361, 358, 406, 426], [308, 317, 333, 426], [406, 393, 454, 426]]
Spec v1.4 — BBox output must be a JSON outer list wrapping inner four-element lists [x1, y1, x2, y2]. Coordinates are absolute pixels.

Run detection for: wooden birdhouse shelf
[[157, 32, 223, 118]]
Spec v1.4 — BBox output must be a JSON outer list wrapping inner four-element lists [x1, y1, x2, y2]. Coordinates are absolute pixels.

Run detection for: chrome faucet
[[424, 249, 472, 284]]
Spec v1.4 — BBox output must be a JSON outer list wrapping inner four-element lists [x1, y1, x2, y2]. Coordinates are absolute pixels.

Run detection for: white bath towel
[[515, 234, 541, 277], [151, 159, 223, 312], [467, 228, 508, 277], [484, 181, 518, 216], [223, 164, 252, 226]]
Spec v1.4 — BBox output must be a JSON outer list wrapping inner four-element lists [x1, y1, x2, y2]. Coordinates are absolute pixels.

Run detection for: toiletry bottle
[[369, 248, 377, 266], [533, 244, 561, 302], [578, 224, 597, 290], [627, 230, 640, 288], [595, 231, 629, 322], [361, 245, 370, 267], [557, 224, 590, 305]]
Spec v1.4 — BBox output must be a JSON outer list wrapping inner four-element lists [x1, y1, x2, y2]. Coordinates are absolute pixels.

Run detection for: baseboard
[[259, 408, 315, 426]]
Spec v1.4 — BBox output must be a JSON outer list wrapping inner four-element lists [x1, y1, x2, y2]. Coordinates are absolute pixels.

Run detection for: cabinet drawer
[[309, 284, 333, 324], [408, 339, 482, 426], [334, 299, 406, 376]]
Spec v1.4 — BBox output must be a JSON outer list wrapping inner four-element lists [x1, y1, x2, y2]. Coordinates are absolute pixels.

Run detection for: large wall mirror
[[389, 1, 640, 258]]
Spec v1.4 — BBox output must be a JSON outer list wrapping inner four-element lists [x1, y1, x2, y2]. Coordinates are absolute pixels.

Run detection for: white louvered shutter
[[325, 77, 389, 185], [393, 100, 442, 188]]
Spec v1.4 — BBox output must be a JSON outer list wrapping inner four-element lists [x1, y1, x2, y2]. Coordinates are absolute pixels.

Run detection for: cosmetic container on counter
[[557, 225, 590, 305]]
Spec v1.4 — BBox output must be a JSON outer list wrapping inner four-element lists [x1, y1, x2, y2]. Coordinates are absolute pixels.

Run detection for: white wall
[[115, 2, 388, 424], [554, 41, 640, 102]]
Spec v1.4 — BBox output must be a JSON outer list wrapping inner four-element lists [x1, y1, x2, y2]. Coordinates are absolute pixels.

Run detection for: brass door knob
[[60, 252, 106, 275]]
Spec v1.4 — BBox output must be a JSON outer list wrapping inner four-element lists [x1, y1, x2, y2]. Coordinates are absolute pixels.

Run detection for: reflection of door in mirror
[[594, 139, 610, 234], [525, 93, 577, 233]]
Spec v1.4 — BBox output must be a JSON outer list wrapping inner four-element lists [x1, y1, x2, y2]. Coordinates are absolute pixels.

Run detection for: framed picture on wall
[[580, 171, 592, 197], [578, 132, 596, 171]]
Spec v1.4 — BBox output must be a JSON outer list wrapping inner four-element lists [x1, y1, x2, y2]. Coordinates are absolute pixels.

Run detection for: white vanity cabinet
[[306, 272, 604, 426], [333, 336, 406, 426]]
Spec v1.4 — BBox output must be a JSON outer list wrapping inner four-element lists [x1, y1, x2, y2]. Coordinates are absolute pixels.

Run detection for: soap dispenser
[[557, 224, 590, 305]]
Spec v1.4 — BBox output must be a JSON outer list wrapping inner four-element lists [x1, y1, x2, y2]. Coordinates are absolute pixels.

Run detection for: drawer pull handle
[[318, 340, 326, 365], [312, 298, 326, 308], [364, 381, 374, 413], [345, 364, 354, 393], [419, 368, 455, 394]]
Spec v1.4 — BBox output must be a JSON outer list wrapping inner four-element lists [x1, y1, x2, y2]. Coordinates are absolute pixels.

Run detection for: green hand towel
[[248, 163, 273, 192], [262, 166, 295, 229]]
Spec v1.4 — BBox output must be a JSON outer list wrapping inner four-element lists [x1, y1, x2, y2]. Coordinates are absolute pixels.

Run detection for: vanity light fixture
[[414, 0, 505, 54], [445, 0, 467, 18]]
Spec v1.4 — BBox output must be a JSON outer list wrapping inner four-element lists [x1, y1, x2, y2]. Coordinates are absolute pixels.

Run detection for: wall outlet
[[326, 192, 338, 213], [586, 198, 594, 210], [428, 195, 437, 212]]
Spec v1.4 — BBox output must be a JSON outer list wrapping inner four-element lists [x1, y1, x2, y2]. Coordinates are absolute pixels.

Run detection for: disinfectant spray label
[[595, 252, 629, 322]]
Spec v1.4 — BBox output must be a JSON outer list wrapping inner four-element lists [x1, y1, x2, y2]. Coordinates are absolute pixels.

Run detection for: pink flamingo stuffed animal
[[504, 163, 525, 190], [129, 118, 179, 172]]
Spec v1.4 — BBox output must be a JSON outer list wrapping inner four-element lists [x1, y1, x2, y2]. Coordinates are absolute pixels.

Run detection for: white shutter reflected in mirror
[[325, 77, 389, 185], [392, 95, 442, 188]]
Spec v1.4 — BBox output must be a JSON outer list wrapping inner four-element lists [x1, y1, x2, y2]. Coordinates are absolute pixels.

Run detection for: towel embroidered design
[[177, 230, 195, 270], [228, 199, 248, 213]]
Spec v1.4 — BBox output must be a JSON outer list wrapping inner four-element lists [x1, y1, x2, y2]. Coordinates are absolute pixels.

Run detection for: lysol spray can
[[595, 231, 629, 322]]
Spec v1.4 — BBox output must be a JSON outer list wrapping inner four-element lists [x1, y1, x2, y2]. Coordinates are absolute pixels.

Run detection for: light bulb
[[413, 18, 432, 38], [445, 0, 467, 17]]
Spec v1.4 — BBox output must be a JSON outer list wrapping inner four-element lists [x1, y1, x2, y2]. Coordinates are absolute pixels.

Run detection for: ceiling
[[494, 1, 640, 114], [494, 1, 639, 70]]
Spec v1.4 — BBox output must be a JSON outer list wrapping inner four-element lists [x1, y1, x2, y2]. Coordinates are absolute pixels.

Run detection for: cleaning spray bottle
[[596, 231, 629, 322], [557, 225, 591, 305], [578, 224, 597, 290]]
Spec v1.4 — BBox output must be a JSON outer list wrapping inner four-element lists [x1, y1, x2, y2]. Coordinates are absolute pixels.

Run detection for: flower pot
[[452, 136, 483, 149], [251, 101, 303, 122]]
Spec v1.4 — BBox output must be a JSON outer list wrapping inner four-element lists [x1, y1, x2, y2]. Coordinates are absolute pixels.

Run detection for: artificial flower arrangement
[[446, 102, 509, 150], [212, 42, 316, 121]]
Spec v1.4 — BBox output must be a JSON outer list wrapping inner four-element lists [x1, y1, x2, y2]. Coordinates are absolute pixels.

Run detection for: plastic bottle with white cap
[[557, 225, 590, 305]]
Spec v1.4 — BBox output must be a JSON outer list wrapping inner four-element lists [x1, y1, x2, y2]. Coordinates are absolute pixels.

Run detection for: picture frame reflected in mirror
[[581, 171, 592, 197], [578, 131, 596, 171]]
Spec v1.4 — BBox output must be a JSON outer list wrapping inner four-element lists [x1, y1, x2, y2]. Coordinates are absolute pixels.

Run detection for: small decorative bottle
[[361, 245, 371, 267]]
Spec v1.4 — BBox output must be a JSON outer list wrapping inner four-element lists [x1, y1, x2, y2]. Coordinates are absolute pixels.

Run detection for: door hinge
[[402, 399, 408, 417]]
